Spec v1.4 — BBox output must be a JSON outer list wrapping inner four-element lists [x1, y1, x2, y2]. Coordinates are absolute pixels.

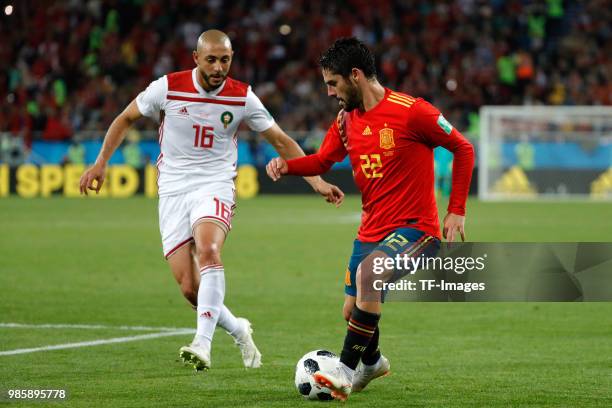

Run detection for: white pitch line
[[0, 322, 193, 332], [0, 330, 194, 356]]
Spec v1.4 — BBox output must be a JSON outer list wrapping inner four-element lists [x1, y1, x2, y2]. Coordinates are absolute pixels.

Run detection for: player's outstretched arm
[[79, 99, 142, 195], [260, 124, 344, 206]]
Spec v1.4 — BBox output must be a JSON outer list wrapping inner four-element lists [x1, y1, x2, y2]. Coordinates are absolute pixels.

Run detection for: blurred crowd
[[0, 0, 610, 152]]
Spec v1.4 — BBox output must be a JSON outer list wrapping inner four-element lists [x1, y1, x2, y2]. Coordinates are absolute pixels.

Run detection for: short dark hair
[[319, 37, 376, 79]]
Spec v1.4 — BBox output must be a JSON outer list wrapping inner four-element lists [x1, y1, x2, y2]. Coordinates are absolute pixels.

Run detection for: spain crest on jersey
[[379, 127, 395, 150]]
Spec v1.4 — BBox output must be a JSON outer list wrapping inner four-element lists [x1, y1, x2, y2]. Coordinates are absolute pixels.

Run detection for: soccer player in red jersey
[[267, 38, 474, 400]]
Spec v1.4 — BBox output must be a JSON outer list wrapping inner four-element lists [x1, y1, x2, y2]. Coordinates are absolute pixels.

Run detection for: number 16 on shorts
[[213, 197, 232, 226]]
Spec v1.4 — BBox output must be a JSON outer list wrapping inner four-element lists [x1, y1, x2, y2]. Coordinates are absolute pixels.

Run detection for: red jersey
[[287, 88, 474, 242]]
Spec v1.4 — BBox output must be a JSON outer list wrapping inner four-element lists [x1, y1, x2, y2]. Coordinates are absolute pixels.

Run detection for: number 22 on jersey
[[360, 154, 383, 178]]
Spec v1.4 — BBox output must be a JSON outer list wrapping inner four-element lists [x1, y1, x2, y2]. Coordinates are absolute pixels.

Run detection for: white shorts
[[159, 182, 235, 258]]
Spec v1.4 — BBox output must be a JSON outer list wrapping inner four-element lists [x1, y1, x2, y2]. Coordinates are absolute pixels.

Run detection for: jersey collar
[[191, 68, 227, 96], [356, 87, 392, 119]]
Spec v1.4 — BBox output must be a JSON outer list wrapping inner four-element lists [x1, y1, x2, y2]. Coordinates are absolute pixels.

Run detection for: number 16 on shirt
[[193, 125, 214, 148]]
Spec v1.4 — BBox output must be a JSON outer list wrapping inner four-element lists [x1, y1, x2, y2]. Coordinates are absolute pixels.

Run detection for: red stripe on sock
[[348, 322, 376, 337], [347, 325, 370, 336], [349, 318, 376, 331], [200, 264, 223, 273]]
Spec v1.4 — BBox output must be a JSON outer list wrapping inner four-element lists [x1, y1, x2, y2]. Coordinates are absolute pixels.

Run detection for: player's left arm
[[259, 125, 343, 206], [411, 101, 475, 241]]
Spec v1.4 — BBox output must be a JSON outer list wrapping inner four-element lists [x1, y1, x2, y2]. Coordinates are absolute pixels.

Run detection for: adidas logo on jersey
[[362, 126, 372, 136], [179, 107, 189, 115]]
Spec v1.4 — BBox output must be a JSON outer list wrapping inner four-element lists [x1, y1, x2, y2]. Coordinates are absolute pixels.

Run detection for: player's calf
[[180, 283, 197, 307], [343, 295, 355, 322], [167, 244, 199, 307]]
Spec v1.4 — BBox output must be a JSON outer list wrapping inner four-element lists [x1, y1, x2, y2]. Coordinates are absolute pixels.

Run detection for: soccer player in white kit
[[80, 30, 344, 371]]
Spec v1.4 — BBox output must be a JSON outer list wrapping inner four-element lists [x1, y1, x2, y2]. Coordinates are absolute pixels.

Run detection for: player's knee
[[196, 243, 222, 266]]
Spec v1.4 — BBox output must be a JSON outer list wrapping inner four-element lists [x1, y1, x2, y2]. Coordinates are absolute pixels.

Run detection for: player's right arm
[[79, 100, 142, 195], [80, 76, 166, 195], [80, 99, 142, 195], [266, 117, 347, 180]]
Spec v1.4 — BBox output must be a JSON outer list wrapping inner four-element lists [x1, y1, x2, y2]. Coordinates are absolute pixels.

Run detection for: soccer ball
[[294, 349, 339, 401]]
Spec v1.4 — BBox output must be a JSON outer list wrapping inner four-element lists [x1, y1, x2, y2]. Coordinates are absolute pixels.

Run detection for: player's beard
[[338, 83, 362, 112], [201, 70, 227, 90]]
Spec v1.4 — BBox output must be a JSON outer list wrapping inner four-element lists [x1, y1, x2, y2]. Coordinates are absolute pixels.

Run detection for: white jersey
[[136, 68, 274, 197]]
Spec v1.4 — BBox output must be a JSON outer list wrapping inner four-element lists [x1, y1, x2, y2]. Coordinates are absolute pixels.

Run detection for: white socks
[[217, 304, 241, 336], [340, 362, 355, 381], [195, 265, 225, 348]]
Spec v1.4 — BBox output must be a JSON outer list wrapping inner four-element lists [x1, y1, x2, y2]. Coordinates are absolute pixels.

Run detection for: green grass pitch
[[0, 196, 611, 407]]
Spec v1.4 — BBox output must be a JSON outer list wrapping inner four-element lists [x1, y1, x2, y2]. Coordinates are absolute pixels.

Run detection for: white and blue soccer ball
[[294, 349, 339, 401]]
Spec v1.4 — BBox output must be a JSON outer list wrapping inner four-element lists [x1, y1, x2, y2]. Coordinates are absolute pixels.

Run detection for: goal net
[[478, 106, 612, 200]]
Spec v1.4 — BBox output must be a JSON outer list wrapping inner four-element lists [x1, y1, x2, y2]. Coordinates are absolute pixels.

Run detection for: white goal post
[[478, 106, 612, 200]]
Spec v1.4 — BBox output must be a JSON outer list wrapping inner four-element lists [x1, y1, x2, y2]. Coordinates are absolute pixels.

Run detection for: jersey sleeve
[[408, 100, 475, 216], [286, 121, 348, 176], [244, 87, 275, 132], [135, 76, 168, 120]]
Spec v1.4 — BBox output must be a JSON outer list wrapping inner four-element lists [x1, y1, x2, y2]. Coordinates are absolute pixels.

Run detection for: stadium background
[[1, 1, 611, 407], [1, 0, 609, 198]]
